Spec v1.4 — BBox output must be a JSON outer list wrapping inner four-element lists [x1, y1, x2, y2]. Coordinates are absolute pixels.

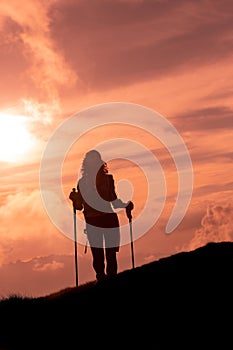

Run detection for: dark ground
[[0, 241, 233, 349]]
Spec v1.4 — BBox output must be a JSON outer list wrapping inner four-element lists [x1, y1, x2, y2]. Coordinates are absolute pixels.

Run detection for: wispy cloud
[[0, 0, 77, 99], [33, 259, 64, 272], [174, 106, 233, 132]]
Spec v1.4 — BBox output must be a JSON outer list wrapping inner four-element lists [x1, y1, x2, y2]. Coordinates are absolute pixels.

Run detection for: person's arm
[[108, 175, 134, 214]]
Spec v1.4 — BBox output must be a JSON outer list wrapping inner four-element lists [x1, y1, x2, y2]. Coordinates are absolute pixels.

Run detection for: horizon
[[0, 0, 233, 298]]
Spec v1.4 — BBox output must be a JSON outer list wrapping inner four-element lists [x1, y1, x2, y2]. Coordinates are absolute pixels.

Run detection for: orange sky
[[0, 0, 233, 298]]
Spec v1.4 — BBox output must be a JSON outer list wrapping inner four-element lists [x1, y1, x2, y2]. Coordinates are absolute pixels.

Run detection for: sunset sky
[[0, 0, 233, 298]]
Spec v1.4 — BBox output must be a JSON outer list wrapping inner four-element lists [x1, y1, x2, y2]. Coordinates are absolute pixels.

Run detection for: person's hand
[[69, 188, 83, 211], [126, 201, 134, 220], [69, 189, 76, 201]]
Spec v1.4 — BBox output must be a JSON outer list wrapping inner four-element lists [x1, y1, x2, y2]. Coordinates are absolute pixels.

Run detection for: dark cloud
[[50, 0, 233, 90], [190, 150, 233, 167], [173, 106, 233, 132], [193, 181, 233, 199], [201, 89, 233, 102], [51, 0, 179, 30]]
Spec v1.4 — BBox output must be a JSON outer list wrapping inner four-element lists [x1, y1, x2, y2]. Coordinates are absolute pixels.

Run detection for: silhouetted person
[[69, 150, 134, 282]]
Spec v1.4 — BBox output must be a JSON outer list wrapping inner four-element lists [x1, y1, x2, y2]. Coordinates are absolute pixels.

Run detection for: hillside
[[0, 241, 233, 349]]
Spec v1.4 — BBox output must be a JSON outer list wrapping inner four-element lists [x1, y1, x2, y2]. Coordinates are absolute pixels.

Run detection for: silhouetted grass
[[1, 241, 232, 349]]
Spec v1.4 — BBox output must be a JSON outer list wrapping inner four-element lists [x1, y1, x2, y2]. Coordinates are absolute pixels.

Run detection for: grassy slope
[[0, 241, 233, 349]]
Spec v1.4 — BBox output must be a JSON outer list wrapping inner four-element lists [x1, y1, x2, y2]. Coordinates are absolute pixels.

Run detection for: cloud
[[0, 0, 77, 103], [0, 253, 95, 298], [0, 254, 72, 298], [33, 258, 64, 272], [171, 106, 233, 173], [51, 0, 233, 90], [184, 202, 233, 251], [0, 189, 73, 266], [174, 106, 233, 132], [193, 182, 233, 199]]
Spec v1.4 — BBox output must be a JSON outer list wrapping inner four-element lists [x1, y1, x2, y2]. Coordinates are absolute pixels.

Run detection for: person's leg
[[86, 223, 106, 281], [90, 247, 106, 281], [103, 216, 120, 278], [105, 247, 117, 277]]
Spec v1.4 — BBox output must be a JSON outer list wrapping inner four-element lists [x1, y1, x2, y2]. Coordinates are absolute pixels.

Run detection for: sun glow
[[0, 113, 34, 163]]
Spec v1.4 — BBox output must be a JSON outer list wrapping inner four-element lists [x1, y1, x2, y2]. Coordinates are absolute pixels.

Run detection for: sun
[[0, 113, 34, 163]]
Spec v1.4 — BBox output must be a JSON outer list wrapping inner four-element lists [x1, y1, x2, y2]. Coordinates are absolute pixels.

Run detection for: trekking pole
[[71, 188, 78, 287], [126, 204, 135, 269], [129, 216, 135, 269]]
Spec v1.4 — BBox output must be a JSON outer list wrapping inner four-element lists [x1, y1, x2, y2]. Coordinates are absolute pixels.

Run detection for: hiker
[[69, 149, 134, 282]]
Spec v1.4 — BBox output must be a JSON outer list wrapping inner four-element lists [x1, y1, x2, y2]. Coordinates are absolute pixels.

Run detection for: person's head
[[81, 150, 108, 177]]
